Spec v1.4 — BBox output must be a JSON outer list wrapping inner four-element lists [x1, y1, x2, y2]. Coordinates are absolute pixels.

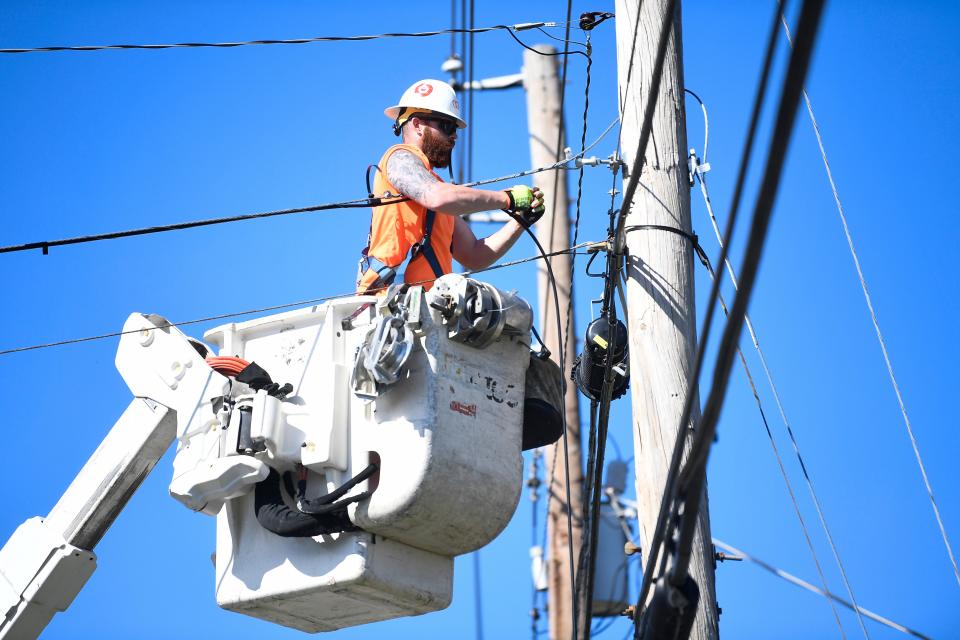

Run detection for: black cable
[[540, 20, 596, 537], [575, 400, 600, 626], [1, 156, 591, 256], [623, 224, 697, 246], [674, 0, 826, 558], [549, 5, 580, 638], [0, 22, 554, 55], [690, 93, 853, 632], [503, 29, 589, 59], [512, 214, 578, 640], [568, 30, 594, 285], [576, 192, 625, 640], [630, 0, 785, 619], [0, 198, 391, 255], [535, 26, 588, 50], [637, 0, 827, 629]]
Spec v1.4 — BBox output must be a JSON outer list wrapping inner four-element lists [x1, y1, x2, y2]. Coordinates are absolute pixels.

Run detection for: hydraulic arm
[[0, 313, 228, 639]]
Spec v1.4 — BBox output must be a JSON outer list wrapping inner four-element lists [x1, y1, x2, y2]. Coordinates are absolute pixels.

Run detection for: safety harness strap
[[360, 208, 444, 292], [410, 209, 445, 279]]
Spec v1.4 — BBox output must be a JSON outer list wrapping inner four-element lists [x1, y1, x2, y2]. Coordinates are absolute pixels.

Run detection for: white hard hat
[[385, 79, 467, 130]]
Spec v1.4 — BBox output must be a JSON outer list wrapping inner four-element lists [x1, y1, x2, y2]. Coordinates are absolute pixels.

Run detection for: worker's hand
[[503, 185, 546, 228]]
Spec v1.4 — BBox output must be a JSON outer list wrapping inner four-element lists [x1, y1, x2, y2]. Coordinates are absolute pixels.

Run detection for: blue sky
[[1, 1, 958, 638]]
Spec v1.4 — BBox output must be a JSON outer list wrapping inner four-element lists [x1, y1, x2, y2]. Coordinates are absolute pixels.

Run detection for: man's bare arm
[[386, 150, 509, 216], [450, 216, 525, 271]]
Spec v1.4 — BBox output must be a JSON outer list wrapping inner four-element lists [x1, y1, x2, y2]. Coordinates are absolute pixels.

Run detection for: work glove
[[503, 185, 546, 228]]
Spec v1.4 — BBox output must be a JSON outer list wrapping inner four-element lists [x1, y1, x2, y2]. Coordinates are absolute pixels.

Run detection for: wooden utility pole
[[614, 1, 718, 637], [523, 45, 584, 640]]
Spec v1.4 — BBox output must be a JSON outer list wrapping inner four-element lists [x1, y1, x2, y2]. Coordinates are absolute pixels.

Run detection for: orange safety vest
[[356, 144, 455, 294]]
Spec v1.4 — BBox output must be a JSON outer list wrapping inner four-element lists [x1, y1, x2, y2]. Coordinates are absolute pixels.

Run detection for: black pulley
[[572, 317, 629, 402]]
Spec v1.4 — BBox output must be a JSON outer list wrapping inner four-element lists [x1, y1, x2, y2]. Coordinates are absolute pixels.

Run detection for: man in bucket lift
[[357, 78, 546, 293]]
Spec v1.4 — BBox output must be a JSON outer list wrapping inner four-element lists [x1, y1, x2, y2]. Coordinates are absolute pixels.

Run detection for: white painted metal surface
[[0, 313, 199, 640], [215, 500, 453, 632], [0, 518, 96, 639], [0, 276, 533, 638], [194, 275, 532, 631]]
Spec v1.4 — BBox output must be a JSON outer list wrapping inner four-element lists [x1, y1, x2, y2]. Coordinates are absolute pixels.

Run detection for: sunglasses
[[416, 116, 458, 136]]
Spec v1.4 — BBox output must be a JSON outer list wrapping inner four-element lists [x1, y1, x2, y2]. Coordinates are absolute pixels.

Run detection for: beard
[[422, 127, 455, 169]]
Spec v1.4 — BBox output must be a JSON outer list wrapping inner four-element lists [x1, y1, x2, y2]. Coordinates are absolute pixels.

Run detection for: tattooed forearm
[[386, 150, 439, 201]]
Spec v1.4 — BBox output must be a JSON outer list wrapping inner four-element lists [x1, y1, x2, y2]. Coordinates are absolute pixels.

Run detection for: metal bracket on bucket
[[351, 286, 422, 399]]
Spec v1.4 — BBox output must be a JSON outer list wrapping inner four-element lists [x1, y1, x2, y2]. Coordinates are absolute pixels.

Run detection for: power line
[[0, 243, 593, 357], [0, 198, 379, 256], [504, 28, 589, 59], [0, 155, 595, 257], [689, 221, 848, 634], [576, 200, 627, 640], [535, 26, 588, 51], [634, 0, 826, 631], [712, 539, 932, 640], [781, 12, 960, 590], [629, 0, 785, 622], [539, 30, 599, 572], [539, 34, 608, 579], [0, 22, 558, 55], [677, 0, 826, 579], [688, 90, 861, 635]]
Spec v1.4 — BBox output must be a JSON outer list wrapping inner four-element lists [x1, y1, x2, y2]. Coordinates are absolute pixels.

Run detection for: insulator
[[572, 317, 629, 402]]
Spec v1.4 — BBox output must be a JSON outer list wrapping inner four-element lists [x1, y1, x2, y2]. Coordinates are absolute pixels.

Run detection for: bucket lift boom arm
[[0, 313, 228, 640]]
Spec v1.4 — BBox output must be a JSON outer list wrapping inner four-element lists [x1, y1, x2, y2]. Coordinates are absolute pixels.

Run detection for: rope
[[0, 243, 593, 357], [0, 22, 556, 55], [712, 539, 932, 640], [781, 12, 960, 590]]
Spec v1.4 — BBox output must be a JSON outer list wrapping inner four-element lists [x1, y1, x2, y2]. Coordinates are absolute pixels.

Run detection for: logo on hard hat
[[414, 82, 434, 97], [452, 98, 460, 111]]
